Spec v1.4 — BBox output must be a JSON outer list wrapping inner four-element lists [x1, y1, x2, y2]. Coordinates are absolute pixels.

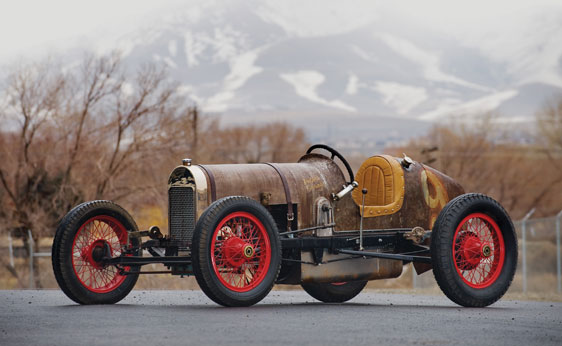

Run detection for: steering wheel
[[306, 144, 355, 184]]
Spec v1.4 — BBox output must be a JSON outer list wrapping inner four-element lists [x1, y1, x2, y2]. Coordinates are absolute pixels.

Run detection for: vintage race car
[[52, 144, 517, 307]]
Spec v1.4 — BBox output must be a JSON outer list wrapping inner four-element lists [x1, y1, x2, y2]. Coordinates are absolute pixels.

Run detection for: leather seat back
[[351, 155, 405, 217]]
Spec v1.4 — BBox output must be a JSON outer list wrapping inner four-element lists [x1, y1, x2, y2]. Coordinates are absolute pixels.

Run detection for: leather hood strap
[[264, 162, 294, 231]]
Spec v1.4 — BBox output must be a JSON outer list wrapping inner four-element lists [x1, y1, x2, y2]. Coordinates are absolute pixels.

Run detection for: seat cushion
[[351, 155, 405, 217]]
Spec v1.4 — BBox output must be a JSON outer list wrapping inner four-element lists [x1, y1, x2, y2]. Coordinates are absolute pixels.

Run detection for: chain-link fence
[[413, 211, 562, 295], [513, 211, 562, 294]]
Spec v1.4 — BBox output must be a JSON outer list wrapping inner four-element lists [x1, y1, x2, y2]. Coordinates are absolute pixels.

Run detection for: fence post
[[521, 208, 535, 294], [412, 263, 417, 290], [8, 231, 14, 268], [556, 210, 562, 293], [28, 230, 34, 289]]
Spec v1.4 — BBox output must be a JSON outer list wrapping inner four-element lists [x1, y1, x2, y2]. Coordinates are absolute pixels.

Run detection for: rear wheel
[[302, 281, 367, 303], [192, 196, 281, 307], [431, 193, 517, 307], [52, 200, 140, 305]]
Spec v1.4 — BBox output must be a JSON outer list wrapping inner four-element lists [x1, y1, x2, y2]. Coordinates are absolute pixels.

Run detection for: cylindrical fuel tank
[[167, 153, 349, 242], [198, 154, 346, 230]]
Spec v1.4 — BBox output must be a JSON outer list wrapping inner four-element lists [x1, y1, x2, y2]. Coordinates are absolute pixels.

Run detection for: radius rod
[[335, 249, 432, 263]]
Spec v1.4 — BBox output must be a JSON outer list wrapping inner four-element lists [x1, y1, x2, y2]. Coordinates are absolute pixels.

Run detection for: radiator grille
[[169, 186, 195, 250]]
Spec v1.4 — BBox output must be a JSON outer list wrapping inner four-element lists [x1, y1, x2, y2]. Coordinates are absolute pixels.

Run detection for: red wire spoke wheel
[[52, 201, 140, 305], [431, 193, 517, 307], [211, 212, 271, 292], [192, 196, 281, 307], [452, 213, 505, 289], [71, 215, 129, 293]]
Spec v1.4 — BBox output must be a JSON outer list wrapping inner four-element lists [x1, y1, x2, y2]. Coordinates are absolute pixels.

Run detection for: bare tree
[[0, 61, 66, 287], [0, 52, 313, 288], [0, 53, 196, 287], [536, 96, 562, 161], [62, 53, 123, 185], [532, 96, 562, 213], [213, 122, 308, 164]]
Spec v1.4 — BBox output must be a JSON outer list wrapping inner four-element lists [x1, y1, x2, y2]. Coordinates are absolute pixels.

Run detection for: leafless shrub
[[0, 52, 309, 287]]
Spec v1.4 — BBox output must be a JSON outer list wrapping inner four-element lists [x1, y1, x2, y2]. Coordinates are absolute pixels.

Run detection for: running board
[[335, 249, 432, 263]]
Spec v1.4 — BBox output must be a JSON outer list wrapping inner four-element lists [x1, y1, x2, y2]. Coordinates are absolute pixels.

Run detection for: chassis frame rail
[[100, 231, 431, 270], [103, 256, 192, 266]]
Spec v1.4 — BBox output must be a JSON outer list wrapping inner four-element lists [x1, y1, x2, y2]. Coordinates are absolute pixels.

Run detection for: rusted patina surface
[[335, 158, 464, 232], [167, 152, 465, 282], [298, 154, 358, 233], [169, 155, 464, 234], [189, 153, 347, 232], [421, 164, 465, 228]]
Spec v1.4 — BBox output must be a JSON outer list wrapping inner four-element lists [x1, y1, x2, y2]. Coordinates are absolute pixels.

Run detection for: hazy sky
[[1, 0, 561, 125], [1, 0, 561, 64], [0, 0, 183, 62]]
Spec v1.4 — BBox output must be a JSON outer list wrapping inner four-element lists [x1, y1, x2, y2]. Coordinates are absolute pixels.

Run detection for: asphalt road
[[0, 290, 561, 346]]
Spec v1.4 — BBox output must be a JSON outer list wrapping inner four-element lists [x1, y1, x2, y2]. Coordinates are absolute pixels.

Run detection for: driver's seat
[[351, 155, 405, 217]]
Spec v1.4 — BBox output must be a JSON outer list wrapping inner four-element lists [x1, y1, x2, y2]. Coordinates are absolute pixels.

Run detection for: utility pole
[[556, 210, 562, 293], [191, 105, 198, 161]]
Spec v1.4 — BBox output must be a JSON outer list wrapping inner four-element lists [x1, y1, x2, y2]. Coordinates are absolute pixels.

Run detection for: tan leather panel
[[352, 155, 405, 217], [361, 166, 383, 205]]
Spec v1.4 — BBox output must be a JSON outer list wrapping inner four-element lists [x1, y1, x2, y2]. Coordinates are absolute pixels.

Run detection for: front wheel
[[51, 200, 140, 304], [302, 281, 367, 303], [192, 196, 282, 307], [431, 193, 517, 307]]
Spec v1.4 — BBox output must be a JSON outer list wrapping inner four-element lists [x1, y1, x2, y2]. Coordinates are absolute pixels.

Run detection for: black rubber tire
[[51, 200, 140, 305], [192, 196, 282, 307], [301, 281, 367, 303], [430, 193, 517, 307]]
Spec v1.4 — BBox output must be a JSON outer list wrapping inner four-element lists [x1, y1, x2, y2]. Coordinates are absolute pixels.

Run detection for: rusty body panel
[[168, 155, 464, 234], [421, 164, 465, 228], [340, 160, 465, 232], [167, 152, 464, 284], [182, 153, 347, 232]]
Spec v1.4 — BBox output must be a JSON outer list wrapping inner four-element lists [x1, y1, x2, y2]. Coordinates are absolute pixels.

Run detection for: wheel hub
[[81, 239, 111, 269], [457, 233, 483, 270], [224, 236, 255, 267]]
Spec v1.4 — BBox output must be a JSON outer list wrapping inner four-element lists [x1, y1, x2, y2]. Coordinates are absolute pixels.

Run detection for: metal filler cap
[[402, 153, 414, 168], [182, 158, 192, 166]]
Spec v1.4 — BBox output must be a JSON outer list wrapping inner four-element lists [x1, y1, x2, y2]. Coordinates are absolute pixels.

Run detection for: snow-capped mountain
[[18, 0, 562, 150]]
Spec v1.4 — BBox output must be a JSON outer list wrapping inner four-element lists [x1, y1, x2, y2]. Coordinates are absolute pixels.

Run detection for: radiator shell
[[168, 186, 195, 252]]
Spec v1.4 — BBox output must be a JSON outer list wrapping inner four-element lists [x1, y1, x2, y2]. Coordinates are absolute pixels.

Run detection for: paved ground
[[0, 290, 561, 346]]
